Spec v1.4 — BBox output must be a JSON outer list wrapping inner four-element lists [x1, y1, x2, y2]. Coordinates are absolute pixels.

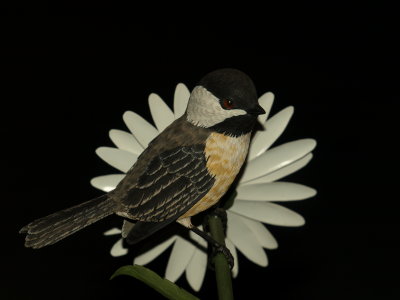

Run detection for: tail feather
[[20, 194, 115, 249]]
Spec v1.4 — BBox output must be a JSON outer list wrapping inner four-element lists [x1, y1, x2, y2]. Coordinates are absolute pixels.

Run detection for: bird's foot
[[212, 243, 234, 270], [198, 207, 233, 270]]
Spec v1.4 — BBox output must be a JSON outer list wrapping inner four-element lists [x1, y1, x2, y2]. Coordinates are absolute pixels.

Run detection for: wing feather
[[123, 144, 215, 223]]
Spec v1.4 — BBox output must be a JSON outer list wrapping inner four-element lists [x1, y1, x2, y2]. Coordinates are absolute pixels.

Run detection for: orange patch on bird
[[179, 132, 251, 219]]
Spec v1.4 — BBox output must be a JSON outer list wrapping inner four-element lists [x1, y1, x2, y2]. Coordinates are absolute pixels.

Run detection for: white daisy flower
[[92, 83, 317, 291]]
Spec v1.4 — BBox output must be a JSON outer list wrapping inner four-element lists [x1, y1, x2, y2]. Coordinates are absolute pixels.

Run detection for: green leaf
[[111, 265, 200, 300]]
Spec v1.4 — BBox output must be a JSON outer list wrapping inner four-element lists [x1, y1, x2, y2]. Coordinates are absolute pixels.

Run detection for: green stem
[[208, 215, 234, 300]]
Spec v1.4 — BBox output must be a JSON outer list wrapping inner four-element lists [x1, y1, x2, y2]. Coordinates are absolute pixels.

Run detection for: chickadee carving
[[20, 68, 265, 264]]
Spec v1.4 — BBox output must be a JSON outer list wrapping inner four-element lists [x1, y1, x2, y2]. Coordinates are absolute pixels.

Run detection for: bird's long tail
[[20, 194, 114, 249]]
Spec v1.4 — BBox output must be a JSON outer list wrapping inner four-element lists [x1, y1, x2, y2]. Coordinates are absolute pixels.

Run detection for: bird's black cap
[[199, 69, 265, 136], [198, 68, 259, 112]]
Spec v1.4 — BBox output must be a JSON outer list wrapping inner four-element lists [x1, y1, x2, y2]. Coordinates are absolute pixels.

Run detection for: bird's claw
[[213, 244, 234, 270]]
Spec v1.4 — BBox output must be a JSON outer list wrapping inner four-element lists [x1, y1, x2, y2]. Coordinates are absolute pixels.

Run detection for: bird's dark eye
[[222, 99, 234, 109]]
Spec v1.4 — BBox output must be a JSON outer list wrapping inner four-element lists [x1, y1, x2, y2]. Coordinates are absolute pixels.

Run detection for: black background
[[2, 5, 399, 300]]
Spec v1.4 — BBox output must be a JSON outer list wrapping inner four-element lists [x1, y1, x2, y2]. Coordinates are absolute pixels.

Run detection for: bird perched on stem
[[20, 68, 265, 266]]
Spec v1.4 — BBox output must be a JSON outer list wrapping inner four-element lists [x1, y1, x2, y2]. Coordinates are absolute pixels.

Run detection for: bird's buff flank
[[179, 132, 251, 220]]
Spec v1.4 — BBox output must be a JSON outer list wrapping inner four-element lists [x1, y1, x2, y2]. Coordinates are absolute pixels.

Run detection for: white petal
[[174, 83, 190, 118], [240, 139, 317, 183], [229, 201, 305, 227], [133, 236, 177, 265], [95, 147, 138, 173], [110, 239, 128, 257], [242, 153, 313, 185], [186, 249, 207, 292], [239, 217, 278, 249], [236, 182, 317, 201], [149, 93, 175, 132], [257, 92, 274, 124], [185, 226, 208, 291], [185, 249, 207, 291], [225, 238, 239, 278], [109, 129, 144, 155], [90, 174, 125, 192], [123, 111, 159, 148], [165, 236, 196, 282], [227, 211, 268, 267], [249, 106, 294, 160], [103, 227, 122, 236]]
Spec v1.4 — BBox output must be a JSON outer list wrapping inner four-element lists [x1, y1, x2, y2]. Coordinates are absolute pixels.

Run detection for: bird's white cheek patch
[[186, 86, 247, 128]]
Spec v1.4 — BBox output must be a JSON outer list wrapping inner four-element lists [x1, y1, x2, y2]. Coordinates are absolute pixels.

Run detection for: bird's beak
[[247, 104, 266, 116]]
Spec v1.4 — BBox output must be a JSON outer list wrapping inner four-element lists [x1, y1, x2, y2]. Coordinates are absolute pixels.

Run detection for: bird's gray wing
[[123, 144, 215, 222], [120, 144, 215, 244]]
